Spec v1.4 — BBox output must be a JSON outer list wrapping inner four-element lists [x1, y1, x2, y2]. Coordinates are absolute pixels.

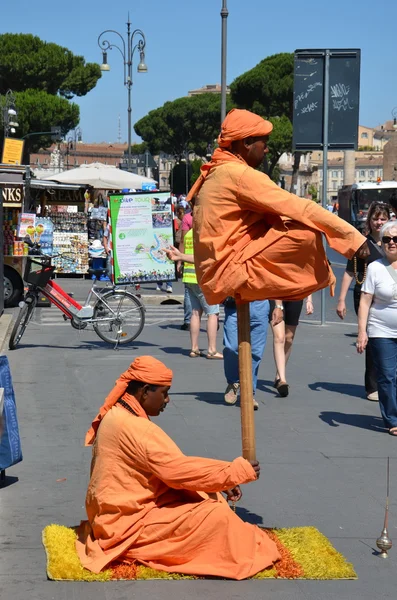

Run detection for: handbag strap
[[382, 258, 397, 285]]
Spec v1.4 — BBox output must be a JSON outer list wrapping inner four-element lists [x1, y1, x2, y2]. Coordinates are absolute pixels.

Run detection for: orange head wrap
[[187, 109, 273, 202], [85, 356, 173, 446], [217, 108, 273, 148]]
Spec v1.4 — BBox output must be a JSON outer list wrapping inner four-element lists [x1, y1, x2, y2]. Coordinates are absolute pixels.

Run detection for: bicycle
[[8, 244, 145, 350]]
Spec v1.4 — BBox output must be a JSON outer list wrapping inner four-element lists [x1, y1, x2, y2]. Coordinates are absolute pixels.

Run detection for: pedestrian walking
[[337, 201, 390, 401], [179, 205, 194, 330], [269, 296, 313, 397], [223, 298, 270, 410], [357, 220, 397, 435]]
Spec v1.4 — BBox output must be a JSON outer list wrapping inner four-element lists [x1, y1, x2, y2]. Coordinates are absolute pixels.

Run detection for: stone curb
[[0, 314, 13, 354]]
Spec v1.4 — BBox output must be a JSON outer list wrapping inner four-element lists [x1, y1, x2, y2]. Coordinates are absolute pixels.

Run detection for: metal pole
[[220, 0, 228, 123], [185, 150, 189, 195], [127, 18, 132, 172], [321, 49, 330, 326]]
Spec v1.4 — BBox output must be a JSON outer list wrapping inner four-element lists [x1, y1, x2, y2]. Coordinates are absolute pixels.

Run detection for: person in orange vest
[[169, 230, 222, 359]]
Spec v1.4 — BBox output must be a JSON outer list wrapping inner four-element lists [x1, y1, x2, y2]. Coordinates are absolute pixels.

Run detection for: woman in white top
[[357, 220, 397, 435]]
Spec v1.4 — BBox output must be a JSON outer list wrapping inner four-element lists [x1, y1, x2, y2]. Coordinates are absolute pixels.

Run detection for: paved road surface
[[2, 264, 396, 600]]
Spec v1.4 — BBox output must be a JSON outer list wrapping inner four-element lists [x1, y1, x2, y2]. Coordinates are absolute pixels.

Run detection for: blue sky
[[2, 0, 396, 143]]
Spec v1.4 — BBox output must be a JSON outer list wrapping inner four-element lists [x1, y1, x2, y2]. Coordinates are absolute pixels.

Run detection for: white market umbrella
[[43, 162, 157, 190]]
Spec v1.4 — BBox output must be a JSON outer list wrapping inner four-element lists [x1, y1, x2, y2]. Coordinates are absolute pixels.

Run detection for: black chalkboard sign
[[293, 49, 361, 151], [328, 51, 360, 148], [293, 52, 325, 149]]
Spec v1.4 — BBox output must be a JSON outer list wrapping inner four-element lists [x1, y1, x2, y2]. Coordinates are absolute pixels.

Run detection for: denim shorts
[[186, 284, 219, 315]]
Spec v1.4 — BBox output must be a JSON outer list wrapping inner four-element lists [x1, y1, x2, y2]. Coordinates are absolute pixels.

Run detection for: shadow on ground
[[15, 340, 158, 351], [161, 347, 224, 359], [0, 475, 19, 489], [235, 506, 264, 525], [257, 379, 277, 395], [319, 411, 385, 432], [172, 391, 226, 405], [309, 381, 364, 399]]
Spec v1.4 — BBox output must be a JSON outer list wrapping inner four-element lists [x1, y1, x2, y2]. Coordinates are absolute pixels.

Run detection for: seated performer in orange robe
[[76, 356, 280, 579], [188, 108, 368, 305]]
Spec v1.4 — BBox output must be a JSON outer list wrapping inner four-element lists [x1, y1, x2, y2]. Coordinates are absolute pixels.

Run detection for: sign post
[[320, 50, 330, 326], [293, 48, 361, 325], [1, 138, 24, 165]]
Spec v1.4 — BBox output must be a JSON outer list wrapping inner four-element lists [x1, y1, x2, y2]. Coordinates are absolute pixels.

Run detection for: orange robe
[[192, 152, 366, 304], [76, 401, 280, 579]]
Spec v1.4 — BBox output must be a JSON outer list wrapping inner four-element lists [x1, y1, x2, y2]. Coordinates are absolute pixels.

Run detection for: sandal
[[389, 428, 397, 436], [206, 351, 223, 360], [189, 350, 203, 358], [276, 380, 289, 397], [273, 378, 280, 389]]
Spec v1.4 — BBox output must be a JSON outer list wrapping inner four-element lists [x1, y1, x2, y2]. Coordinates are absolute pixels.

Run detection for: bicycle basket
[[24, 257, 55, 287]]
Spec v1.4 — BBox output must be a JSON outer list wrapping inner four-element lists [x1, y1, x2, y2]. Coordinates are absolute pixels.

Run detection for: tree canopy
[[16, 89, 79, 151], [0, 33, 101, 152], [230, 52, 294, 120], [230, 53, 294, 180], [134, 93, 234, 158], [266, 115, 293, 178], [133, 52, 295, 182], [129, 142, 148, 155], [0, 33, 101, 98]]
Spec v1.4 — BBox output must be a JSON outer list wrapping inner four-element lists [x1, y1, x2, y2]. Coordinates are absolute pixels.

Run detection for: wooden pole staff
[[236, 298, 256, 461]]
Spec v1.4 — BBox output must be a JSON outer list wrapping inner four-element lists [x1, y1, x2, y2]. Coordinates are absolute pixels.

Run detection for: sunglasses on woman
[[382, 236, 397, 244]]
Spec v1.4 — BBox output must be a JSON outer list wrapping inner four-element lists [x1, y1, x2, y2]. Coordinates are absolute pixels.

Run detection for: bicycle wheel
[[8, 295, 37, 350], [92, 290, 145, 345]]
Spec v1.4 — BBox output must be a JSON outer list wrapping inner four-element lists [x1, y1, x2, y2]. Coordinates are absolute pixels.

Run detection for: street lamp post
[[98, 15, 147, 173], [185, 151, 189, 195], [220, 0, 229, 123], [1, 89, 19, 138], [180, 149, 191, 195], [65, 126, 82, 169]]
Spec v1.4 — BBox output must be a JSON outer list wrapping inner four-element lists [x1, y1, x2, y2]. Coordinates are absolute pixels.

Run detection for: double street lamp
[[2, 89, 19, 138], [98, 15, 147, 173]]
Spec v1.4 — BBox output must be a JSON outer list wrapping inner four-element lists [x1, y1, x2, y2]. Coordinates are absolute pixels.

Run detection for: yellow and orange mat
[[43, 524, 357, 581]]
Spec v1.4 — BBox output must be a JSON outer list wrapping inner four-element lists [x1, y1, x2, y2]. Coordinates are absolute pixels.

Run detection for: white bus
[[338, 181, 397, 232]]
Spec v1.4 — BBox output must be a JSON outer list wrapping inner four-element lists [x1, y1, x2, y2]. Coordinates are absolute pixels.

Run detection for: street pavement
[[1, 261, 397, 600]]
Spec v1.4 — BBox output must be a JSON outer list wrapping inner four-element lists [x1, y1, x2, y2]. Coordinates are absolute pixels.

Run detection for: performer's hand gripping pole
[[236, 298, 256, 461]]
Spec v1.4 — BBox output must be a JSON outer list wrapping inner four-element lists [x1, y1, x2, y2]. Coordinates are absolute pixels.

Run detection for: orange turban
[[217, 108, 273, 148], [187, 109, 273, 202], [85, 356, 173, 446]]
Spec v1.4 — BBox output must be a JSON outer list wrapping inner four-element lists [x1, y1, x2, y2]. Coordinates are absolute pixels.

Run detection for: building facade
[[29, 143, 175, 191], [279, 150, 384, 201], [188, 83, 230, 97]]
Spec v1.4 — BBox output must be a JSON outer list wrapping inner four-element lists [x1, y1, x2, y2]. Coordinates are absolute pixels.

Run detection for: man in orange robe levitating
[[76, 356, 280, 579], [188, 109, 368, 305]]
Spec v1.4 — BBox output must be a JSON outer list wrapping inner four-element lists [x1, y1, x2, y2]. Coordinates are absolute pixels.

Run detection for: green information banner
[[109, 191, 176, 285]]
